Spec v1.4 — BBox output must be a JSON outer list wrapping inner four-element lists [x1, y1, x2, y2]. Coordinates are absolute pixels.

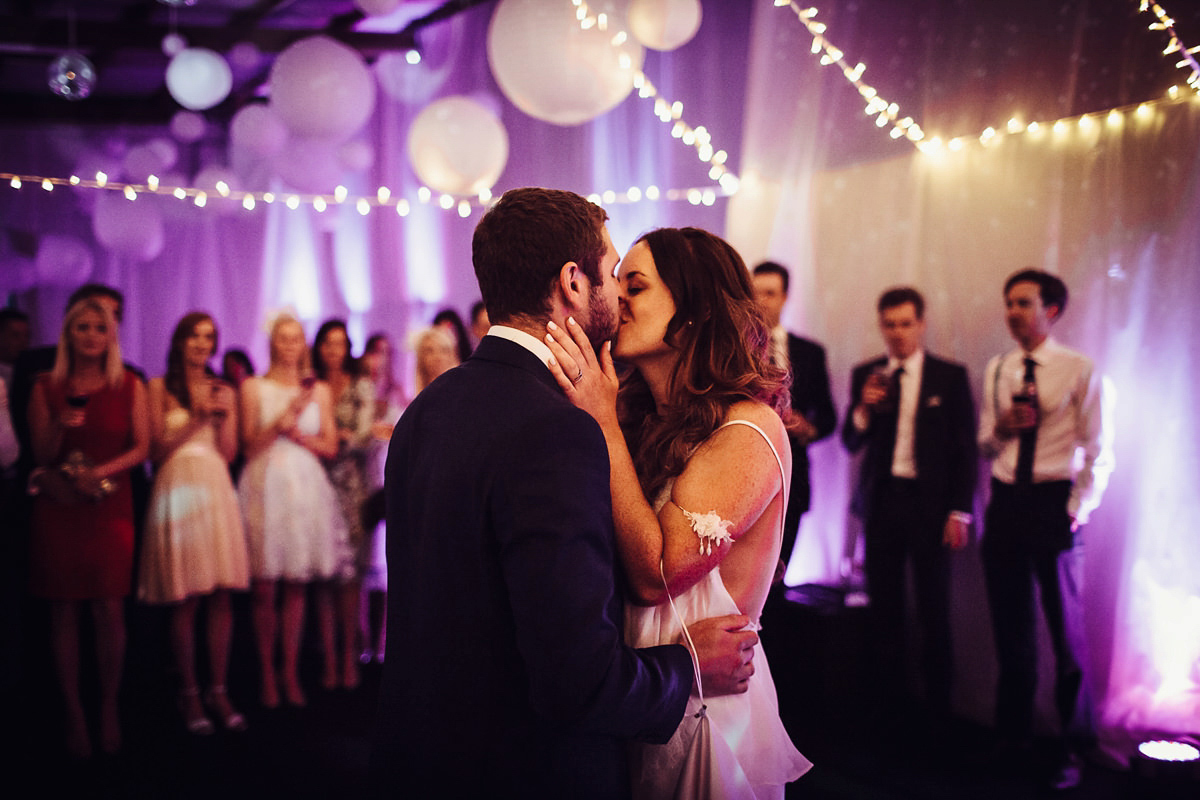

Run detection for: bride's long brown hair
[[617, 227, 790, 499]]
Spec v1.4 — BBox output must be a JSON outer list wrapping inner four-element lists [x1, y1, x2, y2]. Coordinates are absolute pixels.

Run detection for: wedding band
[[572, 370, 584, 384]]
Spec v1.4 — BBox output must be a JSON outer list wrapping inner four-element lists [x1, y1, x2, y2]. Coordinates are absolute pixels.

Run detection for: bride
[[545, 227, 812, 798]]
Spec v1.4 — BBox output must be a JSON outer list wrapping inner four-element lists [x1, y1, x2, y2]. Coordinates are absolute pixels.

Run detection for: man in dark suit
[[751, 262, 837, 573], [370, 188, 758, 799], [841, 287, 977, 719]]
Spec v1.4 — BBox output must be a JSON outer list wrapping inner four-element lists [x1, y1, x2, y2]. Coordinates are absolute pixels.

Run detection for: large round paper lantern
[[166, 48, 233, 110], [407, 96, 508, 196], [123, 138, 178, 181], [628, 0, 702, 51], [93, 193, 166, 262], [487, 0, 644, 126], [269, 36, 375, 142], [376, 15, 463, 106], [338, 140, 375, 173], [170, 110, 207, 142], [230, 104, 288, 158], [273, 137, 344, 194], [35, 234, 94, 286]]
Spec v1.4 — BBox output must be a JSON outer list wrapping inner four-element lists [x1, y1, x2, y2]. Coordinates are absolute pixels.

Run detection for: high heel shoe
[[206, 686, 248, 732], [179, 687, 214, 736]]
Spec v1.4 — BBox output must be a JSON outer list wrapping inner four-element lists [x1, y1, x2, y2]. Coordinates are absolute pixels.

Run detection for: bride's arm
[[544, 319, 784, 605]]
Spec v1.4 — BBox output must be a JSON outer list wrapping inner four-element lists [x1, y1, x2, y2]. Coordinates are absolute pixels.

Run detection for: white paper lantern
[[166, 48, 233, 111], [269, 36, 376, 142], [628, 0, 702, 51], [273, 137, 344, 194], [487, 0, 644, 126], [407, 96, 508, 196], [170, 110, 207, 142], [123, 138, 179, 181], [161, 32, 187, 57], [227, 41, 262, 72], [35, 235, 94, 286], [338, 140, 375, 173], [93, 193, 166, 262], [230, 104, 288, 158]]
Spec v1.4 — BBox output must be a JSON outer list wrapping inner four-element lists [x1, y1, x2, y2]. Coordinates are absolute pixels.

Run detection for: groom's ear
[[557, 261, 587, 309]]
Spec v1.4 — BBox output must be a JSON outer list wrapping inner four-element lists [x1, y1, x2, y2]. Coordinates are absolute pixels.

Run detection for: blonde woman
[[28, 297, 149, 757], [237, 312, 350, 708]]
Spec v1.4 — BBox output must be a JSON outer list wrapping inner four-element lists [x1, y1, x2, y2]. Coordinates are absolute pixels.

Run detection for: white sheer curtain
[[730, 0, 1200, 762]]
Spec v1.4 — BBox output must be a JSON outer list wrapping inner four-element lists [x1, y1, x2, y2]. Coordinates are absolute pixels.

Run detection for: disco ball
[[47, 52, 97, 101]]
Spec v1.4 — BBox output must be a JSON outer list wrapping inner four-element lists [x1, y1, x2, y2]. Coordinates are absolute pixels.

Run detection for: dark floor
[[2, 586, 1190, 800]]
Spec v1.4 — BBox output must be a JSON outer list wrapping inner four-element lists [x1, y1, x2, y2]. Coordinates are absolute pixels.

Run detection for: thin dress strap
[[714, 419, 788, 544]]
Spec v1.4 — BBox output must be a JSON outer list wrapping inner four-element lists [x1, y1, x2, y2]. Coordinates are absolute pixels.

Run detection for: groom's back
[[370, 338, 660, 799]]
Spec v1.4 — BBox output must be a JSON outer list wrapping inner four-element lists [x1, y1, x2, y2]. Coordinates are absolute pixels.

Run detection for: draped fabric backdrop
[[1, 0, 1197, 765]]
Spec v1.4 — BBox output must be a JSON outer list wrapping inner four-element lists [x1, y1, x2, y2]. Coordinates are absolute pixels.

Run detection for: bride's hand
[[545, 316, 619, 427]]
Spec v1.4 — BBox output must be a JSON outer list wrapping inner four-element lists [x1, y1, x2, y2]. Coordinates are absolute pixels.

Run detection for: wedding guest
[[432, 307, 472, 362], [237, 312, 349, 708], [358, 332, 406, 663], [412, 326, 459, 394], [27, 297, 150, 757], [138, 312, 250, 735], [221, 348, 255, 389], [312, 319, 374, 690]]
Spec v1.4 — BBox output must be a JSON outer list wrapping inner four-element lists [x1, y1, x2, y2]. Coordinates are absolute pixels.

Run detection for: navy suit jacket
[[370, 336, 692, 799], [841, 353, 977, 524]]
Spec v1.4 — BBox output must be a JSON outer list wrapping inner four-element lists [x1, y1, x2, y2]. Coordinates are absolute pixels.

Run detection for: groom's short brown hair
[[472, 187, 608, 324]]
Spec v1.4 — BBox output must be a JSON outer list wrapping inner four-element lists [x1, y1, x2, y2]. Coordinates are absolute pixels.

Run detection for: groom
[[370, 188, 759, 799]]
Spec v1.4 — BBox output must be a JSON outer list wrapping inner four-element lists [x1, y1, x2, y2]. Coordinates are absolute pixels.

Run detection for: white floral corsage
[[680, 509, 734, 555]]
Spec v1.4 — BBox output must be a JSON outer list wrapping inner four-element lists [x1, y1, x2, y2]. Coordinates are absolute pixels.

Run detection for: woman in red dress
[[28, 297, 150, 758]]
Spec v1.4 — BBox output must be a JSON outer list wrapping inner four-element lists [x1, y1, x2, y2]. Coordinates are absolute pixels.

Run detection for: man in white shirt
[[978, 269, 1114, 790], [842, 287, 977, 725]]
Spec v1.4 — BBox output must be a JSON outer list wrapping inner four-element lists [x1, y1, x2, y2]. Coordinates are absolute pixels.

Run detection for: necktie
[[1015, 357, 1037, 484], [883, 366, 904, 468]]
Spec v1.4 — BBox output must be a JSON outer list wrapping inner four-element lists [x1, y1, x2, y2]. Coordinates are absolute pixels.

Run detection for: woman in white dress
[[138, 312, 249, 734], [237, 312, 349, 708], [545, 227, 813, 799]]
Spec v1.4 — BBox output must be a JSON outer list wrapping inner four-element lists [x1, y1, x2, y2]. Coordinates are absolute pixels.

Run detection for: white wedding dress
[[625, 420, 813, 799]]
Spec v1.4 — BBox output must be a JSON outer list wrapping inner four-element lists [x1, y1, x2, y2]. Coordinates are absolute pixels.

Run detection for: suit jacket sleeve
[[493, 404, 691, 743], [790, 336, 837, 442], [841, 362, 873, 453], [942, 361, 979, 515]]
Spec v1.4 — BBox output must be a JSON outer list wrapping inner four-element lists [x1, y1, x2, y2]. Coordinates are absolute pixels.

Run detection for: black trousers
[[863, 477, 953, 713], [981, 478, 1093, 750]]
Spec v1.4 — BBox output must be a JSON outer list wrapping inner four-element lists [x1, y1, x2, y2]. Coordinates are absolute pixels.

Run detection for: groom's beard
[[581, 287, 618, 355]]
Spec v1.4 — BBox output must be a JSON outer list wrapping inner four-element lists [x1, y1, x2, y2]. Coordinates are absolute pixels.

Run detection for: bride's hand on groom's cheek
[[545, 318, 619, 425]]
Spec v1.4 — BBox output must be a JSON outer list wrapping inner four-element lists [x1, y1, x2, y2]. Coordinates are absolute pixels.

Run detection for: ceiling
[[0, 0, 492, 125]]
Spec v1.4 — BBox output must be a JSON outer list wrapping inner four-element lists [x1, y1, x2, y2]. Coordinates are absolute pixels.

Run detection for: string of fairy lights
[[4, 1, 1198, 215], [569, 0, 738, 209], [773, 0, 1200, 155]]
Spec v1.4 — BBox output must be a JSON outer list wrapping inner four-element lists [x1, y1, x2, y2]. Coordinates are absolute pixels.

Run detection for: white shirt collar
[[486, 325, 554, 368], [890, 348, 924, 373]]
